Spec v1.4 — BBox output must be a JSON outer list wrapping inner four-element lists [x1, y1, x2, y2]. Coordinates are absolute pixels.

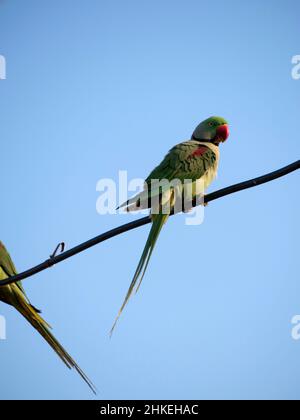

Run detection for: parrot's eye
[[208, 122, 214, 127]]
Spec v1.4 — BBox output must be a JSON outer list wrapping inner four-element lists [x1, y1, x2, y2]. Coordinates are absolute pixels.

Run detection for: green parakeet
[[0, 241, 96, 393], [111, 116, 229, 333]]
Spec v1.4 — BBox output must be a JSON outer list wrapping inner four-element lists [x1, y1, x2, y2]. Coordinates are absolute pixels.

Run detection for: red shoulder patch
[[188, 146, 208, 159]]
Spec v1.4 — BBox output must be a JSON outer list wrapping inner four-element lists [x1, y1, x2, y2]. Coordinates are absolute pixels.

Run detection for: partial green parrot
[[0, 241, 96, 393], [111, 116, 229, 333]]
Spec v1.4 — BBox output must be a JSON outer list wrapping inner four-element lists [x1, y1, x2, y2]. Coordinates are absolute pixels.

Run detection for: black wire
[[0, 160, 299, 287]]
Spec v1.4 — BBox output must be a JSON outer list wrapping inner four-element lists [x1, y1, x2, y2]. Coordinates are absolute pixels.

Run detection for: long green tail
[[110, 213, 169, 335], [11, 284, 97, 394]]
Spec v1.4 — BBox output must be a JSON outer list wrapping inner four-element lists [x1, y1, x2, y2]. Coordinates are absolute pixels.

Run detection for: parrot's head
[[192, 116, 229, 145]]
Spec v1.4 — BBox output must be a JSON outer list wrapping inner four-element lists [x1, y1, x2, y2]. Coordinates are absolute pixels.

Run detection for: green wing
[[146, 141, 217, 184], [0, 242, 29, 300], [119, 141, 217, 211], [0, 242, 17, 277]]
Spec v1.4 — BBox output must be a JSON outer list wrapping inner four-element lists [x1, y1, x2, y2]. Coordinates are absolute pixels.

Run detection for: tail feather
[[117, 180, 175, 213], [11, 286, 96, 394], [110, 212, 169, 336]]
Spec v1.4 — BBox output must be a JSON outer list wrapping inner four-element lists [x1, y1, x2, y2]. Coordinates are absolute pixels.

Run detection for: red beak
[[216, 124, 229, 142]]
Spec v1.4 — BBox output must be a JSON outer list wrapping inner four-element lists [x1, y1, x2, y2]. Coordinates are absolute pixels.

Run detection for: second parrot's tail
[[11, 285, 96, 394], [110, 212, 169, 335]]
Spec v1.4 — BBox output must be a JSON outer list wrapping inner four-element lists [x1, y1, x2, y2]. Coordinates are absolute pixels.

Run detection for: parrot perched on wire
[[111, 116, 229, 334], [0, 241, 96, 394]]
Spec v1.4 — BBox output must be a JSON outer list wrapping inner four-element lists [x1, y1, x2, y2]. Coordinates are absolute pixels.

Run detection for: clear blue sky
[[0, 0, 299, 400]]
